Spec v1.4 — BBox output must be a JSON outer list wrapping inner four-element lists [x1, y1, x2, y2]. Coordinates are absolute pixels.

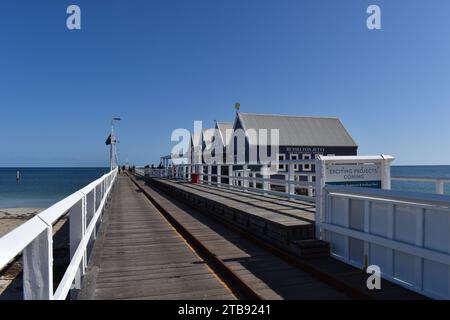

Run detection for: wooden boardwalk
[[78, 175, 235, 300], [131, 177, 350, 299], [148, 178, 317, 250], [77, 174, 425, 300], [139, 176, 426, 300], [168, 180, 316, 222]]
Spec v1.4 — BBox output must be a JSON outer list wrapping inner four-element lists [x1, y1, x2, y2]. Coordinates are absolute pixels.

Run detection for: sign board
[[325, 163, 382, 189]]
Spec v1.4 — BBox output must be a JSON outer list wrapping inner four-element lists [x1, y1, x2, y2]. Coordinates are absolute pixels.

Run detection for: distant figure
[[151, 164, 155, 169]]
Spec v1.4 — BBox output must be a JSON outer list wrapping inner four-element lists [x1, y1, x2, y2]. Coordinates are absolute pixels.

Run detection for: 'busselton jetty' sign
[[324, 164, 382, 189]]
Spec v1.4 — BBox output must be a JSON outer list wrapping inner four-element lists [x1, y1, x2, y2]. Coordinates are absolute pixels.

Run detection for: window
[[290, 154, 299, 171], [277, 153, 286, 171], [303, 154, 311, 171]]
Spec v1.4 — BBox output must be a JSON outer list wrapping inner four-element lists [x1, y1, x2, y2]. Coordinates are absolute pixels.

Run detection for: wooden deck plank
[[78, 175, 235, 300], [133, 177, 351, 300], [134, 176, 426, 300]]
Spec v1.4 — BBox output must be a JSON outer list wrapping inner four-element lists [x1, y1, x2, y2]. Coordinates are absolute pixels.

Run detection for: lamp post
[[110, 117, 121, 170]]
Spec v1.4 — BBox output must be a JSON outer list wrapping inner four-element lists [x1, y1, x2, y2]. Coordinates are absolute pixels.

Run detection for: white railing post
[[307, 174, 313, 197], [228, 164, 233, 186], [315, 157, 326, 239], [87, 190, 96, 251], [288, 163, 294, 199], [199, 164, 204, 183], [436, 180, 445, 195], [208, 165, 212, 185], [343, 198, 350, 262], [263, 165, 270, 195], [381, 154, 393, 190], [217, 164, 221, 185], [243, 164, 248, 190], [23, 226, 53, 300], [69, 196, 86, 290]]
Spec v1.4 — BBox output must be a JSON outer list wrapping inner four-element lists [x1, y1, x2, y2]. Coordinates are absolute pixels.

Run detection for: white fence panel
[[321, 185, 450, 299], [0, 168, 118, 300]]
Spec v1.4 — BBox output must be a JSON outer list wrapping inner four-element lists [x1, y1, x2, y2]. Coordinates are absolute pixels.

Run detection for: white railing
[[0, 168, 118, 300], [320, 185, 450, 299], [392, 176, 450, 195], [136, 160, 317, 203]]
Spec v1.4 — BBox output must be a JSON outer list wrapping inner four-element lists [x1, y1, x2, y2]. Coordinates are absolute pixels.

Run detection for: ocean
[[391, 165, 450, 195], [0, 166, 448, 209], [0, 168, 109, 208]]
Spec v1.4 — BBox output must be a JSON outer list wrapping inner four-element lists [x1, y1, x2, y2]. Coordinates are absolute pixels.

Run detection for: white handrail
[[320, 184, 450, 299], [392, 176, 450, 195], [0, 168, 118, 300], [136, 160, 317, 202]]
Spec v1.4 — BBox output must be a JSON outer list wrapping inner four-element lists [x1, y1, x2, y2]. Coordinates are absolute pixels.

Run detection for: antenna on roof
[[235, 102, 240, 113]]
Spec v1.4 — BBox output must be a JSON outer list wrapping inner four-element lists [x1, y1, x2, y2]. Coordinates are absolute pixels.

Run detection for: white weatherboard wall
[[322, 186, 450, 299]]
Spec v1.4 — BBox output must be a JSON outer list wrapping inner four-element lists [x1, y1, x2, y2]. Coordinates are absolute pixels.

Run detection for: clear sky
[[1, 0, 449, 167]]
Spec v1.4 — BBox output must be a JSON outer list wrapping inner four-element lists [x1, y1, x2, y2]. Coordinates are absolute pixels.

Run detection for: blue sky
[[0, 0, 449, 166]]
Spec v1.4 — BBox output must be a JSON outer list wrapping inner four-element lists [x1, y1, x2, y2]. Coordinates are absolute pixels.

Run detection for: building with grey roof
[[232, 112, 358, 174]]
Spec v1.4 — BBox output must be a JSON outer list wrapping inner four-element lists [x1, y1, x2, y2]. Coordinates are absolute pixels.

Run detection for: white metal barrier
[[0, 168, 118, 300], [392, 176, 450, 195], [137, 160, 317, 203], [320, 185, 450, 299]]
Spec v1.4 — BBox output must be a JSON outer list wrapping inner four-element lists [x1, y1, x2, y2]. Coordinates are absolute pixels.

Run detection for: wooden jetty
[[78, 176, 235, 300], [76, 174, 424, 300]]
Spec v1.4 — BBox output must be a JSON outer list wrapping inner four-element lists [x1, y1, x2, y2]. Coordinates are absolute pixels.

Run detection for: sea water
[[391, 165, 450, 195], [0, 168, 109, 208], [0, 166, 448, 209]]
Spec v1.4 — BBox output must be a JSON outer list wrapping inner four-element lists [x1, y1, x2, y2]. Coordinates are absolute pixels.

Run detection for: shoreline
[[0, 208, 43, 238], [0, 207, 69, 299]]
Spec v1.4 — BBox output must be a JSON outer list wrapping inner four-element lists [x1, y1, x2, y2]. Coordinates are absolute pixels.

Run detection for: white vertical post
[[207, 165, 212, 184], [386, 204, 395, 277], [414, 208, 425, 290], [89, 190, 97, 244], [343, 198, 350, 262], [69, 196, 86, 290], [381, 155, 393, 190], [217, 165, 221, 185], [262, 165, 270, 195], [198, 164, 203, 183], [243, 164, 248, 190], [228, 164, 233, 186], [315, 157, 326, 239], [288, 163, 294, 199], [307, 175, 313, 197], [23, 226, 53, 300], [363, 201, 371, 268], [436, 180, 445, 195]]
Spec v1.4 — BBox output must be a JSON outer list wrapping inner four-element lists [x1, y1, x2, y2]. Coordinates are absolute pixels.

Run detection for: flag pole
[[109, 117, 121, 171], [110, 120, 114, 171]]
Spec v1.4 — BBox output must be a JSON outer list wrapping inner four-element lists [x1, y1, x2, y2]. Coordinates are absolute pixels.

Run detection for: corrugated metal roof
[[237, 112, 357, 147], [215, 122, 233, 146]]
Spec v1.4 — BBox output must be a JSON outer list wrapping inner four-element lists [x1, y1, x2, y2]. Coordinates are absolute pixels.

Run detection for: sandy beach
[[0, 208, 43, 238], [0, 207, 66, 299]]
